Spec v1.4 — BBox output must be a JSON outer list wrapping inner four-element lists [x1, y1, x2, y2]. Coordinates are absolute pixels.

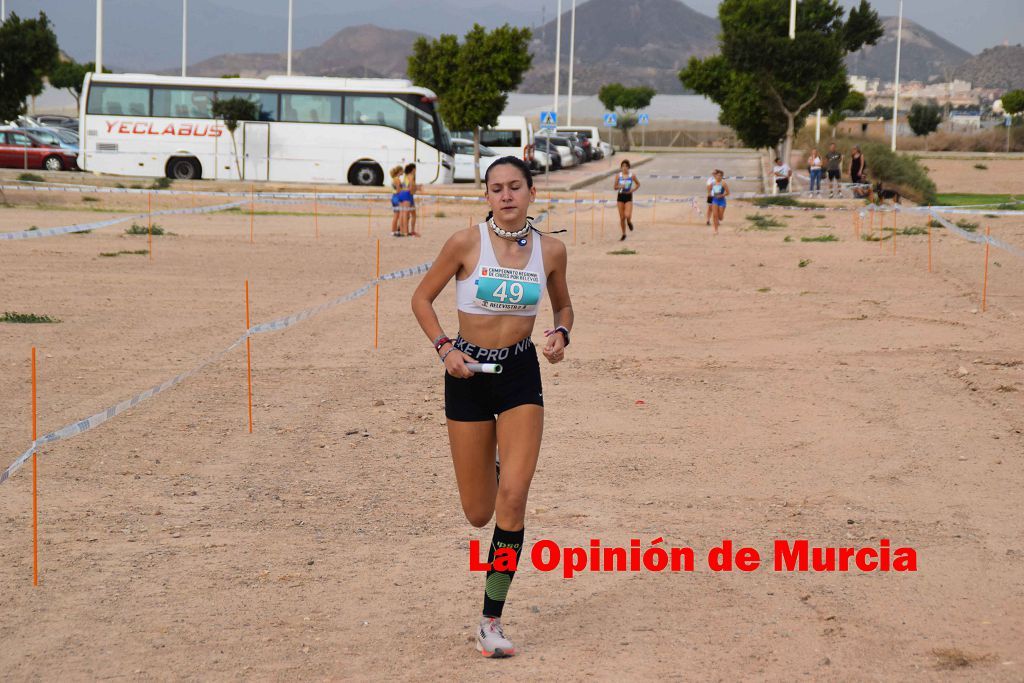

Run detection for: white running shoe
[[477, 616, 516, 658]]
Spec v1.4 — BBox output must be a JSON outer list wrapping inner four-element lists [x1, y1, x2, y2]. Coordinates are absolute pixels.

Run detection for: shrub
[[150, 177, 172, 190], [859, 142, 937, 204], [18, 173, 45, 182], [745, 213, 785, 230], [125, 223, 165, 235], [1, 311, 61, 323]]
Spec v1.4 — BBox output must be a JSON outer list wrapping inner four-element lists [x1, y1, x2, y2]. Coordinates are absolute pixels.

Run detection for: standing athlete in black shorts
[[826, 143, 843, 198]]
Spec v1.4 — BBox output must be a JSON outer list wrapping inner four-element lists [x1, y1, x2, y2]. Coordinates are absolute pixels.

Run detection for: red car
[[0, 129, 78, 171]]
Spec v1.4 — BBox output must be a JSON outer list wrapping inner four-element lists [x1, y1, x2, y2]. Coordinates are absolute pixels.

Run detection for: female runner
[[613, 159, 639, 240], [411, 156, 573, 658], [403, 162, 420, 237], [709, 169, 729, 234], [389, 166, 404, 237]]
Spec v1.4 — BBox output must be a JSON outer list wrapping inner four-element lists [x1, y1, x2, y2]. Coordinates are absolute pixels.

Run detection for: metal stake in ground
[[32, 347, 39, 586], [245, 280, 254, 433], [374, 239, 381, 349], [249, 184, 255, 244], [982, 226, 991, 312]]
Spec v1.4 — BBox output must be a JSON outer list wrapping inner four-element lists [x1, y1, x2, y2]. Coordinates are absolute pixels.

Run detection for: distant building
[[944, 111, 982, 131], [835, 116, 912, 140]]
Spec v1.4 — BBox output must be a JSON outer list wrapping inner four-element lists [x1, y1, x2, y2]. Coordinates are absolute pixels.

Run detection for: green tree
[[0, 12, 60, 122], [907, 100, 942, 149], [49, 59, 110, 108], [408, 24, 532, 186], [827, 90, 867, 126], [598, 83, 656, 151], [1000, 90, 1024, 152], [1002, 90, 1024, 118], [212, 97, 259, 180], [680, 0, 883, 162]]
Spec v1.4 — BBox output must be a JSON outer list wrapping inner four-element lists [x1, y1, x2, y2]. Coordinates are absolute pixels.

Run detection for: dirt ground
[[912, 158, 1024, 196], [1, 184, 1023, 680]]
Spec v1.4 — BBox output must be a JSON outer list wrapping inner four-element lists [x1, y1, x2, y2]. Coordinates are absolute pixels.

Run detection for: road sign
[[638, 113, 650, 126], [540, 111, 558, 129], [603, 112, 617, 127]]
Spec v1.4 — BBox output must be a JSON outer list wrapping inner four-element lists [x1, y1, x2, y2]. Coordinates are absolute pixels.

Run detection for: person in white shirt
[[772, 157, 792, 194], [808, 149, 823, 195]]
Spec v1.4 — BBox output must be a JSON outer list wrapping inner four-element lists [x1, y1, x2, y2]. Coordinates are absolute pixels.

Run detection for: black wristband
[[554, 326, 570, 347]]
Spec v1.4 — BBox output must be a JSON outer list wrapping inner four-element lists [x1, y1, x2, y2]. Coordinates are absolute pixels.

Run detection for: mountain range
[[40, 0, 1019, 94], [953, 46, 1024, 90], [844, 16, 972, 84]]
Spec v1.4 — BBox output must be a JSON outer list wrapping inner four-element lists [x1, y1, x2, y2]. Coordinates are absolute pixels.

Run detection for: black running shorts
[[445, 336, 544, 421]]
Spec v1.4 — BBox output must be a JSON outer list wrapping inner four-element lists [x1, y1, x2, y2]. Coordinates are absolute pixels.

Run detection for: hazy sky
[[5, 0, 1021, 56], [534, 0, 1022, 53]]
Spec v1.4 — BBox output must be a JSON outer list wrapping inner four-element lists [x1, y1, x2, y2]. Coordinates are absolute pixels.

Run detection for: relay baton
[[465, 363, 502, 374]]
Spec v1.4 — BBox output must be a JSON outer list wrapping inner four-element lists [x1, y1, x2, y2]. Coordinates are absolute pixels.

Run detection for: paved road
[[578, 149, 764, 199]]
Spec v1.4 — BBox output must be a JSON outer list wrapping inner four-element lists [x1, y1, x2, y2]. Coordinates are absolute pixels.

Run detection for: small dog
[[873, 182, 901, 204]]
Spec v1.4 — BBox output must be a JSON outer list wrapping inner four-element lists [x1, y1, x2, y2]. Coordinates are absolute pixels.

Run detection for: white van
[[454, 115, 536, 167], [558, 126, 613, 158]]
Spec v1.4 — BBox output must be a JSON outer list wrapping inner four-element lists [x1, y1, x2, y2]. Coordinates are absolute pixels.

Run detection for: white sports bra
[[456, 223, 547, 317]]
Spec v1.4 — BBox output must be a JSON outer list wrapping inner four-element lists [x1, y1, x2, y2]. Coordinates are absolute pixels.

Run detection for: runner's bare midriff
[[457, 312, 536, 350]]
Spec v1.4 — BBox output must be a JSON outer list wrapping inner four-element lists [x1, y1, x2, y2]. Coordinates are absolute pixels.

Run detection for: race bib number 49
[[474, 266, 541, 311]]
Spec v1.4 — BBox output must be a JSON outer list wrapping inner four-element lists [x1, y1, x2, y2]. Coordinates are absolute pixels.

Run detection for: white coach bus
[[78, 72, 454, 185]]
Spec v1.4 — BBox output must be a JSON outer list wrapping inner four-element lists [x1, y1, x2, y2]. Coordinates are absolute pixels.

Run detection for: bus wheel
[[167, 157, 201, 180], [43, 156, 65, 172], [349, 162, 383, 186]]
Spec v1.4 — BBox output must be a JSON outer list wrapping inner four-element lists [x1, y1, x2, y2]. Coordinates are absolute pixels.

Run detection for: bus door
[[243, 122, 270, 181], [412, 114, 440, 183]]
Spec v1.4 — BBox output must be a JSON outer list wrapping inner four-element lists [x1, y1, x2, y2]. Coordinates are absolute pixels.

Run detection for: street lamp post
[[789, 0, 797, 38], [553, 0, 561, 121], [567, 0, 576, 126], [95, 0, 104, 73], [287, 0, 293, 76], [181, 0, 188, 77], [891, 0, 904, 151]]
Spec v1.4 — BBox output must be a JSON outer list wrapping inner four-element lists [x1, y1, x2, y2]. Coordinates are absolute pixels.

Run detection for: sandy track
[[1, 187, 1022, 680]]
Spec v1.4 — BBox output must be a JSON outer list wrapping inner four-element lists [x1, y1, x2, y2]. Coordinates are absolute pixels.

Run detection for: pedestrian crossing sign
[[540, 111, 557, 129], [603, 113, 617, 127], [638, 113, 650, 126]]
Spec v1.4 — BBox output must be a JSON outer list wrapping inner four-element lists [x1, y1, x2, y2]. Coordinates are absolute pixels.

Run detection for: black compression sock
[[482, 525, 524, 618]]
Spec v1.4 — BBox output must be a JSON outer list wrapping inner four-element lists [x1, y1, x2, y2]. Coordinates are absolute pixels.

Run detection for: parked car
[[12, 126, 79, 155], [0, 129, 78, 171], [534, 133, 576, 168], [558, 126, 613, 158], [533, 147, 555, 172], [569, 132, 594, 161], [562, 132, 586, 164], [452, 137, 500, 182], [31, 115, 79, 133]]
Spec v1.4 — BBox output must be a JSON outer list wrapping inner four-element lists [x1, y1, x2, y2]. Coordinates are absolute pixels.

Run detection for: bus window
[[281, 93, 341, 123], [217, 90, 279, 122], [86, 85, 151, 117], [153, 88, 215, 118], [345, 95, 406, 131], [415, 114, 436, 146]]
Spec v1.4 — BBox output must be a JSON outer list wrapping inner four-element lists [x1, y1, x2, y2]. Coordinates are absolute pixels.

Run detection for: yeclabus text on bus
[[78, 72, 454, 185]]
